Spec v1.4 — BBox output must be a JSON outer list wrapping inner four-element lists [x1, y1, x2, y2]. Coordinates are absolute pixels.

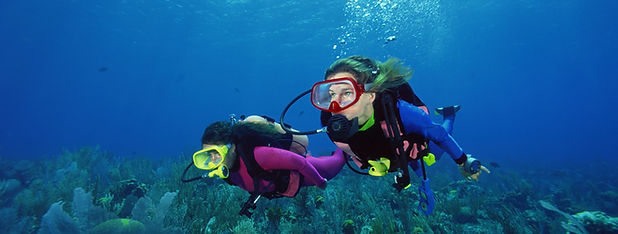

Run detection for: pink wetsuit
[[227, 147, 345, 195]]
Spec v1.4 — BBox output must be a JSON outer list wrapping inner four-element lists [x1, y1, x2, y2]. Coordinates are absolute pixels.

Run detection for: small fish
[[489, 162, 500, 168], [98, 67, 108, 72], [298, 110, 304, 116], [384, 35, 396, 44]]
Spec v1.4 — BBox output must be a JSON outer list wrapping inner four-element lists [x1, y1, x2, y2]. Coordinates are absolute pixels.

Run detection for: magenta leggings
[[305, 148, 346, 181]]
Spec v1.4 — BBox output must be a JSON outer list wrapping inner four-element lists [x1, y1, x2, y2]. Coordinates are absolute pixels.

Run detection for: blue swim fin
[[434, 105, 461, 117]]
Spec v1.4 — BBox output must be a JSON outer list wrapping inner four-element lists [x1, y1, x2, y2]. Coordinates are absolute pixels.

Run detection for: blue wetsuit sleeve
[[397, 100, 465, 162]]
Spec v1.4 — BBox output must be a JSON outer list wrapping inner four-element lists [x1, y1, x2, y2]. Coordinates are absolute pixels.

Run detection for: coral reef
[[90, 218, 146, 234], [0, 147, 616, 233], [574, 211, 618, 233]]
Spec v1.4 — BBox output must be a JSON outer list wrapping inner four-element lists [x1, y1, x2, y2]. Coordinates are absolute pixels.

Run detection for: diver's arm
[[253, 146, 326, 188], [397, 100, 467, 164]]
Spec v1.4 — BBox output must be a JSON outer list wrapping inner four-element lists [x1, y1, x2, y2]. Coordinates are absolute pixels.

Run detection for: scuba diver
[[280, 55, 490, 214], [181, 115, 345, 217]]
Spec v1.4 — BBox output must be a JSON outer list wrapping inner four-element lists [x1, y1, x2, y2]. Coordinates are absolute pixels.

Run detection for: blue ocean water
[[1, 0, 617, 166], [2, 1, 618, 233]]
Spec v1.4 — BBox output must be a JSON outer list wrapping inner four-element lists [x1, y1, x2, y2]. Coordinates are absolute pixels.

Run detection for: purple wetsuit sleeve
[[397, 100, 465, 163], [253, 146, 326, 188]]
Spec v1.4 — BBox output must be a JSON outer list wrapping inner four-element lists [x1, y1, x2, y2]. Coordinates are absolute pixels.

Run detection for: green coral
[[90, 218, 145, 234], [573, 211, 618, 233], [231, 219, 258, 234], [315, 195, 324, 208], [13, 179, 53, 218], [96, 192, 115, 211], [6, 145, 617, 233], [342, 219, 354, 234]]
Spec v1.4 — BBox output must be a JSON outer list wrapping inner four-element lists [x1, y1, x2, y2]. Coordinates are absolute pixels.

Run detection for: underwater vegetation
[[0, 146, 617, 233]]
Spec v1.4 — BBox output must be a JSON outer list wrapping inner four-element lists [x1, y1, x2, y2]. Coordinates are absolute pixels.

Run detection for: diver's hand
[[458, 163, 490, 181]]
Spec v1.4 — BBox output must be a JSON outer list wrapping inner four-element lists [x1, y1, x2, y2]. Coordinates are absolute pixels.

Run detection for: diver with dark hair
[[183, 115, 345, 217]]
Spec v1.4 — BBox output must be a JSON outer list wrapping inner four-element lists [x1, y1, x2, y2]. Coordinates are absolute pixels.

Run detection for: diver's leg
[[428, 142, 444, 161], [435, 105, 460, 133], [430, 105, 460, 160], [306, 148, 346, 180], [399, 101, 464, 162], [442, 115, 454, 133]]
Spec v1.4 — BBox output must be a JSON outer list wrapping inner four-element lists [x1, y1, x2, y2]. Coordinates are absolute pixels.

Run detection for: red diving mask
[[311, 77, 373, 112]]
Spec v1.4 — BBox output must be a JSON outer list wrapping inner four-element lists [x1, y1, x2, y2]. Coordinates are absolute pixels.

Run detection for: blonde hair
[[324, 55, 413, 93]]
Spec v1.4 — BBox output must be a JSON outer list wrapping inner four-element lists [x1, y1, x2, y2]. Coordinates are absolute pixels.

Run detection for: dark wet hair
[[201, 121, 281, 145], [201, 121, 233, 145]]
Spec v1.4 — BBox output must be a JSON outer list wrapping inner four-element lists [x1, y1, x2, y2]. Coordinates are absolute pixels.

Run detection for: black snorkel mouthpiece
[[326, 114, 359, 142]]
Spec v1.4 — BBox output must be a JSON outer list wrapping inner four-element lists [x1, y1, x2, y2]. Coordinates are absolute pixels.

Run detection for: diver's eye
[[344, 91, 353, 97]]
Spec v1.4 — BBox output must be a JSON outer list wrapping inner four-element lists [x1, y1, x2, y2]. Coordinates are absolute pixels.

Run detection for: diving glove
[[458, 154, 491, 181], [462, 155, 481, 174]]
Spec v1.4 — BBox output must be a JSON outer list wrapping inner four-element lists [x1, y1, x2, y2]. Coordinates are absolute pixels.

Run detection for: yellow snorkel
[[208, 165, 229, 179]]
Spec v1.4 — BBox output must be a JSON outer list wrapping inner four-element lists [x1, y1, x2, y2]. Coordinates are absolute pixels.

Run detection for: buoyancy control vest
[[321, 83, 429, 170], [223, 124, 302, 199]]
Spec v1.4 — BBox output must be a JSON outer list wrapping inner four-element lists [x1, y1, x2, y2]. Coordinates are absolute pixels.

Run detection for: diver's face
[[202, 144, 223, 163], [328, 83, 356, 108], [326, 72, 375, 123]]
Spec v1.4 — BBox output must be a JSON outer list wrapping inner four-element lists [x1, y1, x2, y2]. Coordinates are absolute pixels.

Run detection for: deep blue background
[[1, 0, 617, 166]]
